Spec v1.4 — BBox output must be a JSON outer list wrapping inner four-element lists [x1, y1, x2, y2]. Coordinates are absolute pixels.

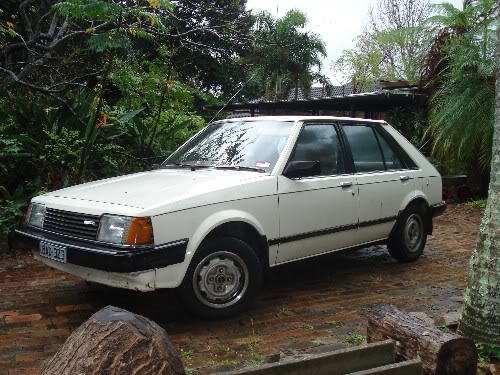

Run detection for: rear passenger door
[[341, 123, 415, 244]]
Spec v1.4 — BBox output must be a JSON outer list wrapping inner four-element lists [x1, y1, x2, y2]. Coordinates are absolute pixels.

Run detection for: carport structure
[[204, 84, 427, 121]]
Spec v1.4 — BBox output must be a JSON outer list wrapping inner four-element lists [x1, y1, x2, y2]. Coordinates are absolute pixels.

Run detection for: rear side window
[[343, 125, 384, 172], [377, 132, 404, 170], [291, 124, 345, 176]]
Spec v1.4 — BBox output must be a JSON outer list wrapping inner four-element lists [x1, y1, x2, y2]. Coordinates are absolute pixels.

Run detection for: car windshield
[[163, 120, 294, 173]]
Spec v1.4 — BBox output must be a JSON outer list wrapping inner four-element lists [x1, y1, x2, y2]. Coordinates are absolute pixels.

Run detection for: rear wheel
[[387, 205, 427, 262], [179, 237, 262, 318]]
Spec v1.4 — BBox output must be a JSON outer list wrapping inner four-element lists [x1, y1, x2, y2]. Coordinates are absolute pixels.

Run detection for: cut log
[[42, 306, 185, 375], [367, 304, 477, 375]]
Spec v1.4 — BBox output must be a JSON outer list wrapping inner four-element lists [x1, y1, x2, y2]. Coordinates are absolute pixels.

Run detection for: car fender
[[186, 209, 266, 260], [154, 208, 266, 289], [399, 189, 429, 213]]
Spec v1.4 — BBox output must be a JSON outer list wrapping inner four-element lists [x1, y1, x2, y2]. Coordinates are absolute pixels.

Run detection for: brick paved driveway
[[0, 204, 482, 375]]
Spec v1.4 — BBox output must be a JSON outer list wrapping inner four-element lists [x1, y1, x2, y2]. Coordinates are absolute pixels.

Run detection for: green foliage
[[425, 0, 497, 172], [344, 334, 366, 346], [333, 0, 430, 85], [0, 198, 25, 235], [109, 56, 205, 161], [388, 106, 428, 145], [42, 128, 84, 185], [476, 343, 500, 363], [171, 0, 255, 97], [464, 199, 487, 209], [248, 9, 329, 100]]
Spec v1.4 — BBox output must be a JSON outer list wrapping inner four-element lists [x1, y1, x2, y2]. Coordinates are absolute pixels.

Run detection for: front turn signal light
[[126, 217, 154, 246]]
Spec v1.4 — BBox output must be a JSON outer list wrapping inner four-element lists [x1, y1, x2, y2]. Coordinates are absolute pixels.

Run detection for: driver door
[[276, 123, 359, 264]]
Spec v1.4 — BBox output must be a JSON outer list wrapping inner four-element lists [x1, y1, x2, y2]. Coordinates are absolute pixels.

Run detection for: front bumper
[[430, 201, 447, 218], [15, 225, 187, 273]]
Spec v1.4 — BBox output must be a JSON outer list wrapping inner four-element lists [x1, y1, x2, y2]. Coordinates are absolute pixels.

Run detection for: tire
[[179, 237, 262, 318], [387, 204, 428, 263]]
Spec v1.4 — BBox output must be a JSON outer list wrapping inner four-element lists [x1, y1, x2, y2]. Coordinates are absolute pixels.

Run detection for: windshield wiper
[[162, 163, 211, 171], [214, 165, 266, 173]]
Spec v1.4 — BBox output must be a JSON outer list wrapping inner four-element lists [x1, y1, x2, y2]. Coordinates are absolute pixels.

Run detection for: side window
[[376, 131, 404, 170], [290, 124, 345, 176], [343, 125, 384, 173]]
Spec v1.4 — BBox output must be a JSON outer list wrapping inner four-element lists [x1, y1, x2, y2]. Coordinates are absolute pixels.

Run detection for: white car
[[17, 116, 446, 317]]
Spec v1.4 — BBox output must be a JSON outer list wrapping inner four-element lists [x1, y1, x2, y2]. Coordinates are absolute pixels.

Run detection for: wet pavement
[[0, 204, 482, 374]]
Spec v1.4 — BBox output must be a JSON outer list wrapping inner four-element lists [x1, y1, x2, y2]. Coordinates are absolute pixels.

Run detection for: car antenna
[[208, 73, 255, 125]]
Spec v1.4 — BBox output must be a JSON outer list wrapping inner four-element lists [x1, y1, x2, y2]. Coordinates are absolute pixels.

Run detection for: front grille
[[43, 208, 100, 240]]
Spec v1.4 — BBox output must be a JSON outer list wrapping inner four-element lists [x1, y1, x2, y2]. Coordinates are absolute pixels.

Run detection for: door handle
[[400, 175, 410, 181], [340, 182, 353, 188]]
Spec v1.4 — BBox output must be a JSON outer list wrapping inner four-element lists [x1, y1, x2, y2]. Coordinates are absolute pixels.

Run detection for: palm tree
[[421, 0, 496, 88], [423, 0, 497, 173], [249, 10, 329, 100], [457, 4, 500, 347]]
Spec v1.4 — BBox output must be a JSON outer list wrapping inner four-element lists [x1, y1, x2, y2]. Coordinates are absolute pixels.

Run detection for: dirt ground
[[0, 204, 483, 375]]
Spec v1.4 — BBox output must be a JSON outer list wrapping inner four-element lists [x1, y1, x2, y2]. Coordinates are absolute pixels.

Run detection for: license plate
[[39, 241, 67, 263]]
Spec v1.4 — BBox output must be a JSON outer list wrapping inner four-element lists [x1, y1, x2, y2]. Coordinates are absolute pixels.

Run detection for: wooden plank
[[218, 340, 395, 375], [347, 359, 422, 375]]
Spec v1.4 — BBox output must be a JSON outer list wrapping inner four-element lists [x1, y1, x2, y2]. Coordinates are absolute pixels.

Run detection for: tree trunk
[[42, 306, 185, 375], [458, 7, 500, 346], [367, 304, 477, 375]]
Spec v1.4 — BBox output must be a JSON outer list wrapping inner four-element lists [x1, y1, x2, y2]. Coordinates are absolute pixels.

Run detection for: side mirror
[[283, 161, 320, 179]]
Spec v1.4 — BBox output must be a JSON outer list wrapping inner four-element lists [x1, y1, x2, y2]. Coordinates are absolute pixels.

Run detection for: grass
[[181, 349, 193, 361], [245, 335, 265, 367], [464, 198, 487, 209], [344, 334, 366, 347]]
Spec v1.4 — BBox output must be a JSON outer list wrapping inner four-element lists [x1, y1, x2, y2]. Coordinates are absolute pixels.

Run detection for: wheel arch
[[186, 210, 269, 271], [398, 194, 433, 235]]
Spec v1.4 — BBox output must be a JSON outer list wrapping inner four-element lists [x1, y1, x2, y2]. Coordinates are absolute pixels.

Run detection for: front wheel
[[387, 206, 427, 262], [179, 237, 262, 318]]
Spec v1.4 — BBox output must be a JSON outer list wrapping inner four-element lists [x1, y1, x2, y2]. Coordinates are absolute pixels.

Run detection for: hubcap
[[193, 251, 249, 309], [404, 214, 423, 252]]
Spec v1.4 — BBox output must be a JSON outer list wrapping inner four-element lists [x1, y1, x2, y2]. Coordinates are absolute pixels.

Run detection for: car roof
[[215, 116, 387, 125]]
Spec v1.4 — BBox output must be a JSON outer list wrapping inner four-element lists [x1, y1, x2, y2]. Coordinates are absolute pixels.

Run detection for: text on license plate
[[40, 241, 67, 263]]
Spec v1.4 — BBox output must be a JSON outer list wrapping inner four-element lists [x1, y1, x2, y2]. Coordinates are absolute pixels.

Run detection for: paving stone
[[4, 315, 41, 324], [0, 205, 483, 375]]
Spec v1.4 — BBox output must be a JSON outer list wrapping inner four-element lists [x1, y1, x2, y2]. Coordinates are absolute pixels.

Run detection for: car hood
[[43, 169, 274, 213]]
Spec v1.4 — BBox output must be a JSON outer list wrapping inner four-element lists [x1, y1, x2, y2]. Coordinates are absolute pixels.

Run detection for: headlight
[[98, 215, 154, 246], [26, 203, 46, 228]]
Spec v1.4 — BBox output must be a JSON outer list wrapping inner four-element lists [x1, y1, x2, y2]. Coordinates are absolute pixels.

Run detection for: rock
[[42, 306, 185, 375], [434, 311, 461, 328]]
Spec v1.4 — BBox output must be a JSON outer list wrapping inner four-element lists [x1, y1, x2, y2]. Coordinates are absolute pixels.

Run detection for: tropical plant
[[109, 55, 205, 162], [458, 5, 500, 348], [0, 0, 174, 94], [170, 0, 255, 97], [421, 0, 498, 89], [424, 0, 497, 173], [248, 10, 329, 100]]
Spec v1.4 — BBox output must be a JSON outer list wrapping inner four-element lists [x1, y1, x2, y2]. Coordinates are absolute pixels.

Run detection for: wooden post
[[367, 304, 477, 375], [43, 306, 185, 375]]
